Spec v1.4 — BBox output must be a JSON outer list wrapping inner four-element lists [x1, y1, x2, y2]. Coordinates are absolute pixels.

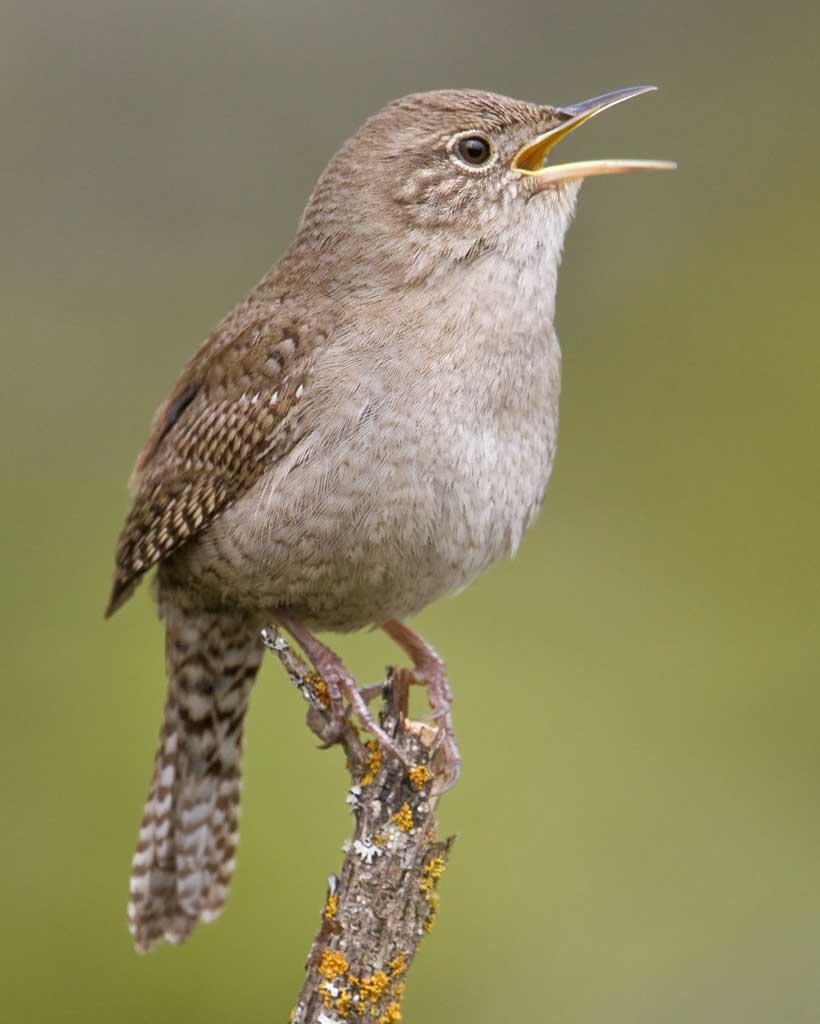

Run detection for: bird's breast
[[413, 311, 563, 575], [192, 259, 563, 627]]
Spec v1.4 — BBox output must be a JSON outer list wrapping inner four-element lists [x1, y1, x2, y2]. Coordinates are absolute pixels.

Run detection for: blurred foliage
[[2, 1, 818, 1021]]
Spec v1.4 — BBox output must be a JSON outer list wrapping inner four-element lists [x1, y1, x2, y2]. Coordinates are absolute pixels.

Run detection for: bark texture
[[262, 629, 455, 1024]]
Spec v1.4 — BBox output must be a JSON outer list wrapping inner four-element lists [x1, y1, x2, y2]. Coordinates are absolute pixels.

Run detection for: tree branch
[[261, 629, 455, 1024]]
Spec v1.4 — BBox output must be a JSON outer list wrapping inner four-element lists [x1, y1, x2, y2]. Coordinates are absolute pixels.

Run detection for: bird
[[107, 85, 673, 952]]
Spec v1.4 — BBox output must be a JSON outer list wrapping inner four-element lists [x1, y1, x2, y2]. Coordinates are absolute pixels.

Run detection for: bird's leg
[[382, 619, 461, 790], [273, 611, 406, 765], [357, 681, 388, 704]]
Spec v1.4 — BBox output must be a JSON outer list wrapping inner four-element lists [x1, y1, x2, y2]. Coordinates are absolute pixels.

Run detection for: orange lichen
[[376, 1001, 403, 1024], [419, 853, 446, 931], [305, 671, 330, 708], [419, 855, 446, 893], [353, 970, 391, 1005], [360, 740, 382, 786], [324, 893, 338, 921], [389, 953, 407, 977], [426, 855, 446, 880], [422, 889, 440, 932], [408, 764, 433, 790], [335, 989, 353, 1017], [318, 949, 349, 980], [392, 802, 414, 832]]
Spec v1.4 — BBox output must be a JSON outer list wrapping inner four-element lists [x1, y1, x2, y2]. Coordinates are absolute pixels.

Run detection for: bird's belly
[[186, 303, 562, 631], [190, 394, 558, 631]]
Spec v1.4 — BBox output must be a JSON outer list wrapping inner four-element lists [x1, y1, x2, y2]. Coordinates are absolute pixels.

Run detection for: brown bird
[[107, 86, 673, 952]]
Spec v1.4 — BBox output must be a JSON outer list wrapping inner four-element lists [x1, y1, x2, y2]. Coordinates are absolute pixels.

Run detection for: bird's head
[[293, 87, 674, 290]]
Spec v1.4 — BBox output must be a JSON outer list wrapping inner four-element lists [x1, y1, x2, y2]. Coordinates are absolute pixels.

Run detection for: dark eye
[[456, 135, 492, 166]]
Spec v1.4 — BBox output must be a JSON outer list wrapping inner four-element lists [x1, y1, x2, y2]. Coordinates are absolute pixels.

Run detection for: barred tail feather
[[128, 605, 263, 952]]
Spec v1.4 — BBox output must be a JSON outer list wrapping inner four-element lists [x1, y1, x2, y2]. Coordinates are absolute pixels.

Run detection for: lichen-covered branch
[[261, 629, 455, 1024]]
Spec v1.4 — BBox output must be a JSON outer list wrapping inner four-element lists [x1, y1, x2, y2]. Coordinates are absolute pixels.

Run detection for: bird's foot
[[273, 612, 407, 766], [382, 619, 461, 792], [357, 681, 388, 704]]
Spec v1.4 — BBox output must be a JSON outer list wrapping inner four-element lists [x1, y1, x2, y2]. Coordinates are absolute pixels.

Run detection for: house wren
[[107, 86, 673, 951]]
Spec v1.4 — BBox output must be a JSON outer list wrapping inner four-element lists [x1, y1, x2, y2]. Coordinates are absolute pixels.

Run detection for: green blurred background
[[3, 1, 818, 1020]]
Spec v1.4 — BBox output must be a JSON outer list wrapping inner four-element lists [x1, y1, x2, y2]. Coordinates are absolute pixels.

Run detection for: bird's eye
[[455, 135, 492, 167]]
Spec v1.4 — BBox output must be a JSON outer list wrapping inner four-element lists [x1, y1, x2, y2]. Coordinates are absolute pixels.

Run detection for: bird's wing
[[106, 295, 322, 616]]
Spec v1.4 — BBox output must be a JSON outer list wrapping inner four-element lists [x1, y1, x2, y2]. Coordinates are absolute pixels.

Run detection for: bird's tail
[[127, 602, 263, 952]]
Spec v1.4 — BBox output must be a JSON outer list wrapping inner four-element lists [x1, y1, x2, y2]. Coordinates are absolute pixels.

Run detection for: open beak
[[511, 85, 676, 186]]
